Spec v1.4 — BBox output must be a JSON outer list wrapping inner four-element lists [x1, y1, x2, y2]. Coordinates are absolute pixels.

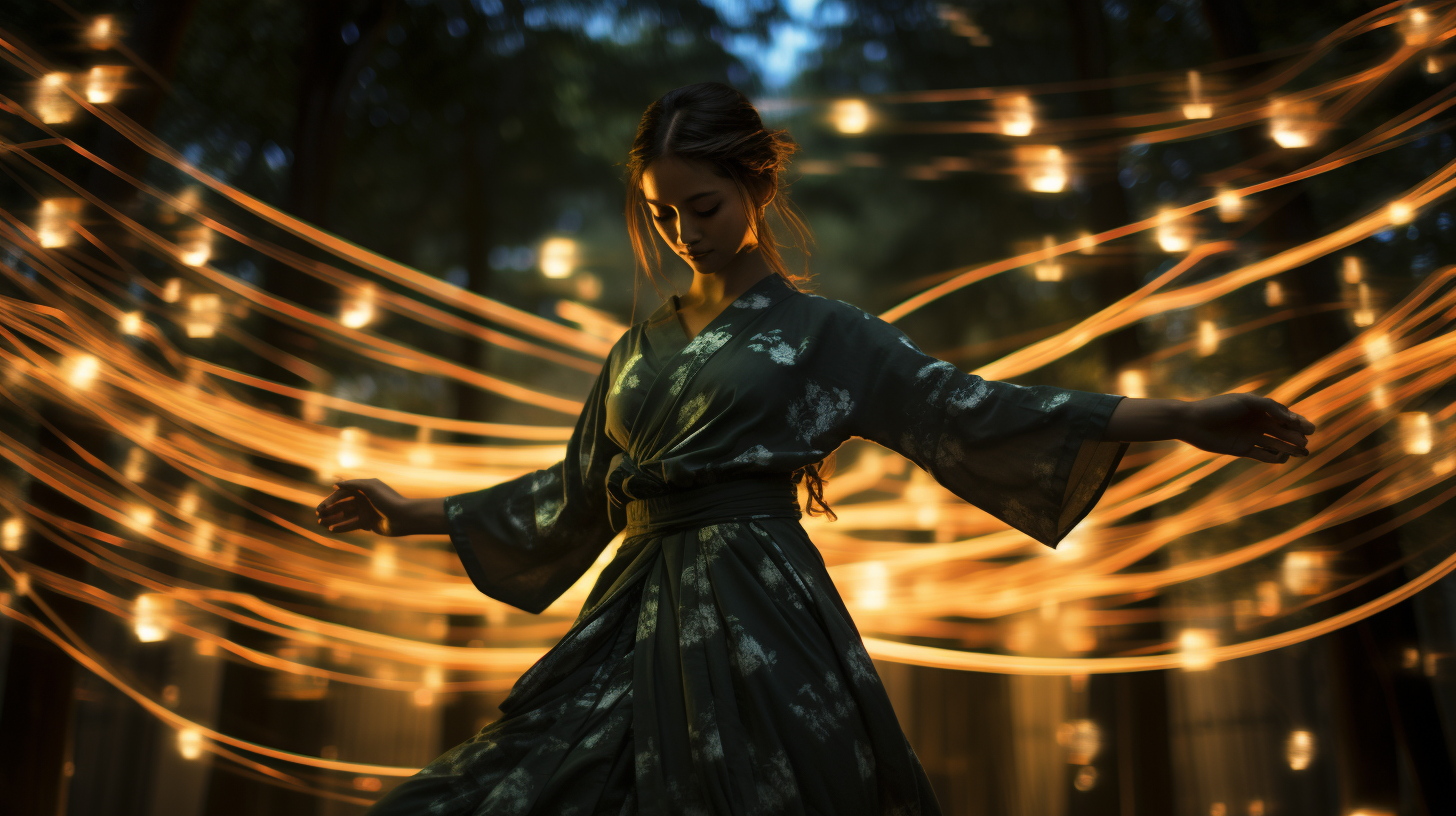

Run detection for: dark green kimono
[[368, 272, 1127, 815]]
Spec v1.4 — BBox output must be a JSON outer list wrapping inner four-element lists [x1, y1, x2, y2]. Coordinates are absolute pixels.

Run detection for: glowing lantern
[[178, 488, 200, 517], [123, 446, 147, 481], [1362, 333, 1393, 369], [1286, 729, 1315, 770], [84, 65, 126, 104], [161, 278, 182, 303], [2, 518, 24, 552], [1264, 280, 1285, 307], [1401, 7, 1434, 45], [1372, 382, 1391, 410], [1058, 719, 1101, 764], [37, 198, 83, 248], [1388, 201, 1414, 225], [177, 727, 204, 760], [1182, 70, 1212, 119], [539, 237, 578, 279], [192, 520, 214, 556], [1075, 231, 1097, 254], [1342, 256, 1363, 284], [1073, 765, 1098, 791], [994, 94, 1035, 136], [1178, 629, 1214, 671], [337, 427, 367, 470], [372, 543, 396, 577], [178, 227, 211, 267], [1033, 235, 1063, 281], [339, 286, 376, 329], [1216, 187, 1243, 222], [134, 593, 173, 642], [1353, 282, 1375, 327], [854, 561, 889, 611], [1016, 145, 1066, 193], [830, 99, 872, 134], [1117, 369, 1147, 399], [119, 311, 143, 335], [1283, 550, 1333, 595], [85, 15, 119, 50], [1426, 54, 1447, 74], [127, 504, 155, 531], [1268, 99, 1319, 148], [1196, 320, 1218, 356], [35, 72, 77, 124], [1398, 412, 1433, 455], [1155, 209, 1192, 252], [185, 293, 222, 338], [409, 426, 434, 467], [1256, 580, 1281, 617], [65, 354, 100, 389]]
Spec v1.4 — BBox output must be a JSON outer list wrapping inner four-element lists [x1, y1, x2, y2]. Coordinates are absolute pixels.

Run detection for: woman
[[316, 82, 1315, 815]]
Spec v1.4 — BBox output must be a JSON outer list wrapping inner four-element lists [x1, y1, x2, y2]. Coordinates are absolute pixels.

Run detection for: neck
[[681, 247, 774, 310]]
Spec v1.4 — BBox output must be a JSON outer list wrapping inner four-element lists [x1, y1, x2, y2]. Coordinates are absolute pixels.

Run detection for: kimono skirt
[[365, 472, 942, 816]]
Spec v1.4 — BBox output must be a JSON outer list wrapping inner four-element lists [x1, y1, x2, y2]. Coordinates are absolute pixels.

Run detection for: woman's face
[[641, 154, 758, 276]]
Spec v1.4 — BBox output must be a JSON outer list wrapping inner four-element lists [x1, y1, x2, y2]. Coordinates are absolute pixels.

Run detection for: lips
[[686, 249, 712, 260]]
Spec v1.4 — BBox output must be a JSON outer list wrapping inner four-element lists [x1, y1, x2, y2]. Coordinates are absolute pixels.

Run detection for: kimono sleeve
[[442, 355, 622, 614], [848, 312, 1128, 549]]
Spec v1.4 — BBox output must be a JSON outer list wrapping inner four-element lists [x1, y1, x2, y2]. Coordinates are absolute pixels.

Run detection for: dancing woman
[[316, 82, 1316, 816]]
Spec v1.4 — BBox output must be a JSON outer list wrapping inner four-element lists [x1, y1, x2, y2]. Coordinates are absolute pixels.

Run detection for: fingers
[[1246, 445, 1289, 464], [1256, 395, 1317, 434], [1257, 434, 1307, 457], [327, 518, 367, 533]]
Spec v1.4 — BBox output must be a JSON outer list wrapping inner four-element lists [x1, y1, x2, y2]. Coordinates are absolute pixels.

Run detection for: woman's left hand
[[1178, 392, 1316, 463]]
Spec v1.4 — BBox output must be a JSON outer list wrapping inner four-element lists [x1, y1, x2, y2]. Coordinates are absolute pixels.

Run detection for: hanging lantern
[[1285, 729, 1315, 770], [1268, 98, 1320, 148], [1182, 70, 1213, 119], [34, 72, 77, 124], [539, 237, 579, 279], [1216, 187, 1243, 222], [339, 285, 376, 329], [1398, 412, 1433, 455], [178, 226, 212, 267], [84, 15, 120, 50], [134, 593, 174, 642], [994, 94, 1035, 136], [1155, 209, 1192, 252], [1016, 145, 1066, 192], [337, 427, 367, 470], [37, 198, 83, 248], [1178, 629, 1215, 671], [84, 65, 126, 104], [184, 293, 222, 338], [1033, 235, 1063, 281]]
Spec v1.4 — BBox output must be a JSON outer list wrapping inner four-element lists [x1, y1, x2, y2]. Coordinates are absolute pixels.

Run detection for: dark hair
[[625, 81, 834, 520]]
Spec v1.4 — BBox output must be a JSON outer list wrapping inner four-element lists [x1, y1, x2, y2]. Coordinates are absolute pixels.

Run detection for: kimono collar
[[642, 272, 797, 356]]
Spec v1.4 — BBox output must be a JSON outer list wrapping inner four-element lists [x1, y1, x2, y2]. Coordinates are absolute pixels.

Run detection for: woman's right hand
[[316, 478, 412, 536]]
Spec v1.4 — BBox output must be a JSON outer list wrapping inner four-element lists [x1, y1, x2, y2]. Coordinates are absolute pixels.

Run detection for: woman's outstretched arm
[[1103, 393, 1316, 463], [316, 478, 447, 536]]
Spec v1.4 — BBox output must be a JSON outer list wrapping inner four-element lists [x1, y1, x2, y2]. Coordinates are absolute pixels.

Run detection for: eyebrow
[[645, 191, 718, 205]]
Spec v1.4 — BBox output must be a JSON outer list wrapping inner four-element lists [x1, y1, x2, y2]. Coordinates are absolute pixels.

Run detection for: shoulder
[[789, 291, 924, 352]]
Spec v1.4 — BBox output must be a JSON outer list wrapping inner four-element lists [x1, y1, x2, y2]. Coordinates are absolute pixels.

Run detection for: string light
[[1398, 412, 1433, 455], [1016, 145, 1066, 192], [994, 94, 1035, 136], [1033, 235, 1063, 281], [1286, 729, 1315, 770], [539, 237, 578, 279], [2, 518, 24, 552], [1182, 70, 1213, 119], [1387, 200, 1414, 225], [83, 65, 126, 104], [34, 72, 77, 124], [133, 594, 173, 642], [830, 99, 872, 134], [37, 197, 83, 248], [339, 285, 376, 329]]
